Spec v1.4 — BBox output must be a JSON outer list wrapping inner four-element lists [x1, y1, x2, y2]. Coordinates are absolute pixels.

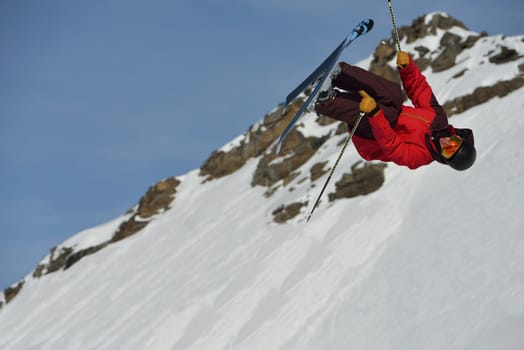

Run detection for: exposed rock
[[328, 161, 387, 202], [452, 69, 468, 79], [372, 13, 486, 75], [489, 46, 520, 64], [112, 177, 181, 242], [465, 32, 488, 49], [310, 161, 329, 182], [2, 177, 182, 309], [413, 46, 432, 71], [398, 13, 467, 45], [272, 202, 306, 223], [138, 178, 180, 218], [315, 114, 338, 127], [199, 149, 248, 181], [443, 76, 524, 116], [251, 131, 329, 188], [30, 177, 181, 278], [201, 82, 380, 187], [45, 247, 75, 274], [33, 246, 74, 278], [431, 33, 487, 73], [111, 217, 149, 243], [369, 41, 400, 84], [367, 13, 511, 115], [431, 32, 464, 72], [4, 281, 24, 305], [368, 14, 483, 79], [335, 122, 348, 135], [414, 57, 432, 72], [64, 243, 109, 270], [414, 46, 431, 57], [200, 99, 304, 181]]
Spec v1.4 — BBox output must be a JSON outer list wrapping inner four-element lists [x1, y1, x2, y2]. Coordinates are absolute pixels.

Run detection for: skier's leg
[[314, 91, 375, 139], [333, 62, 403, 124]]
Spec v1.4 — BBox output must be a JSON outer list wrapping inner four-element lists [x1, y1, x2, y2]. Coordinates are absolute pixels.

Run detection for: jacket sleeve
[[399, 56, 436, 109], [399, 56, 449, 130], [368, 110, 434, 169]]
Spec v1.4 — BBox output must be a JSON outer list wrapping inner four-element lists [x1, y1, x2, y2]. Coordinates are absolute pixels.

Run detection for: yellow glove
[[359, 90, 380, 117], [396, 51, 410, 69]]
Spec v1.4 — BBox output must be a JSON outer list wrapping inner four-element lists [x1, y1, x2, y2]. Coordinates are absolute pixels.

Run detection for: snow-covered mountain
[[1, 12, 524, 350]]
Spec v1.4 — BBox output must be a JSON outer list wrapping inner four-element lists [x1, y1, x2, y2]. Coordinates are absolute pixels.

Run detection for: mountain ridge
[[1, 11, 523, 350], [2, 10, 523, 312]]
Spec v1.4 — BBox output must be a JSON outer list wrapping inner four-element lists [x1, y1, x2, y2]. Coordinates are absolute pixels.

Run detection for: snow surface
[[1, 14, 524, 350], [59, 214, 132, 252]]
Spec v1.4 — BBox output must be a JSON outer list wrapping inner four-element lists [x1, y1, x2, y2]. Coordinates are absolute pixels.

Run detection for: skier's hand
[[397, 51, 410, 69], [359, 90, 380, 117]]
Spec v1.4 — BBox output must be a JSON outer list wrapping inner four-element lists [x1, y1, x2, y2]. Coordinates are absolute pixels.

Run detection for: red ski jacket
[[352, 56, 449, 169]]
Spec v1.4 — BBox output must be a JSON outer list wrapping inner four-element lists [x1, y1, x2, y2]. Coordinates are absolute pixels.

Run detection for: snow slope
[[1, 13, 523, 350]]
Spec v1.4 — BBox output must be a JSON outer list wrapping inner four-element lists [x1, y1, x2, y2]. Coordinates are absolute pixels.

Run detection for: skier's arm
[[368, 110, 433, 169], [398, 51, 449, 130], [398, 53, 436, 110], [359, 90, 432, 169]]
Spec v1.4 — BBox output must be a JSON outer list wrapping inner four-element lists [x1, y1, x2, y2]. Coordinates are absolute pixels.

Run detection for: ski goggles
[[441, 135, 463, 159]]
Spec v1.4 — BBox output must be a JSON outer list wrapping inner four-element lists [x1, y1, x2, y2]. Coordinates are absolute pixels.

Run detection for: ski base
[[275, 18, 374, 154]]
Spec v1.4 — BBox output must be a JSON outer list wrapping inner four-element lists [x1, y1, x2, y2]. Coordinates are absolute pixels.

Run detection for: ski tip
[[366, 18, 374, 31], [352, 18, 374, 38], [359, 18, 374, 33]]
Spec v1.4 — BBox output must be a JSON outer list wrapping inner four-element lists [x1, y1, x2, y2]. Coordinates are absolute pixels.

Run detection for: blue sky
[[1, 0, 522, 291]]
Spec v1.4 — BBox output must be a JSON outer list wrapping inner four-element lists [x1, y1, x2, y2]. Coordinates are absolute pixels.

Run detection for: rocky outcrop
[[444, 75, 524, 116], [310, 161, 329, 182], [251, 131, 329, 188], [200, 99, 305, 181], [399, 13, 467, 44], [369, 38, 434, 81], [370, 13, 487, 77], [431, 32, 487, 73], [272, 160, 387, 224], [369, 40, 399, 83], [2, 177, 183, 309], [431, 32, 465, 72], [205, 12, 518, 194], [112, 177, 180, 242], [32, 246, 73, 279], [200, 94, 336, 193], [328, 161, 387, 202], [272, 202, 307, 223], [489, 46, 521, 64], [369, 12, 523, 119], [3, 282, 24, 306]]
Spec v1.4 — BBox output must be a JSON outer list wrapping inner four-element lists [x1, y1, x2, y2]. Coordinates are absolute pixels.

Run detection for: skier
[[314, 51, 476, 170]]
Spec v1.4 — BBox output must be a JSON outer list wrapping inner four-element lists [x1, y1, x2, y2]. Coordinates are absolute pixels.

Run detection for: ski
[[275, 18, 374, 154]]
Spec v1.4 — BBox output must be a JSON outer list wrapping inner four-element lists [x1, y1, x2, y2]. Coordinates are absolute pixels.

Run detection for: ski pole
[[306, 112, 365, 223], [387, 0, 402, 52]]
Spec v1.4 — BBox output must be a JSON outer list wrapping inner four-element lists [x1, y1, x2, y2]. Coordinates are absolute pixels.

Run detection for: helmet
[[446, 140, 476, 171]]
